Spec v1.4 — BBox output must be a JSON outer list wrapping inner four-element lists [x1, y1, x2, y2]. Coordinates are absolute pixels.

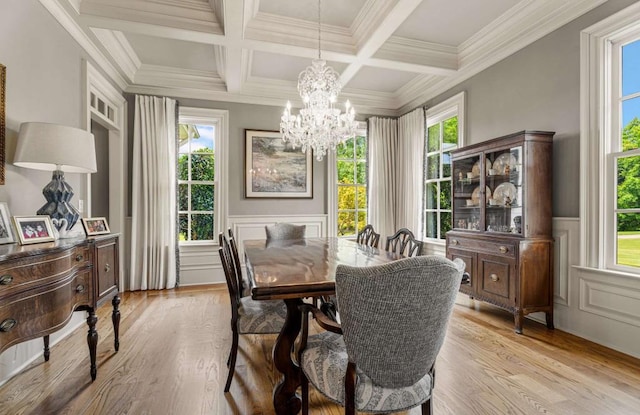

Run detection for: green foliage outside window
[[617, 117, 640, 232], [337, 136, 367, 236]]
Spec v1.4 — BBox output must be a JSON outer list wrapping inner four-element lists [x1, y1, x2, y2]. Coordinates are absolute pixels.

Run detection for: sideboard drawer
[[447, 236, 516, 258], [0, 270, 93, 352]]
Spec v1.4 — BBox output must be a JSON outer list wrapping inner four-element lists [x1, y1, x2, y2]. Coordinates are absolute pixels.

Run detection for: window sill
[[573, 265, 640, 281]]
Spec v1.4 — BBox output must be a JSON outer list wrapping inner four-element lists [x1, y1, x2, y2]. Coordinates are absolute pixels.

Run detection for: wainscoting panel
[[579, 275, 640, 328]]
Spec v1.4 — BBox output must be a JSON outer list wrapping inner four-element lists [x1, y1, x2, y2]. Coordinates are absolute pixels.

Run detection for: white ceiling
[[45, 0, 608, 116]]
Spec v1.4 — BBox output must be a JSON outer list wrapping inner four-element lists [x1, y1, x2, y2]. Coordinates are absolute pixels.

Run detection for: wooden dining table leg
[[273, 298, 304, 415]]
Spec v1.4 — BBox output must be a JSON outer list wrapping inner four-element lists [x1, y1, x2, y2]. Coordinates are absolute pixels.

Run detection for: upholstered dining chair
[[218, 233, 286, 392], [227, 228, 250, 297], [265, 222, 306, 240], [298, 255, 465, 415], [385, 228, 424, 257], [356, 224, 380, 248]]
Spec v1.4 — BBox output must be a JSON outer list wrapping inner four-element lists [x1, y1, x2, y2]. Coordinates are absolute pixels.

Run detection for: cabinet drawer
[[0, 246, 89, 299], [448, 236, 516, 258], [0, 270, 92, 353], [479, 255, 515, 300], [448, 247, 475, 294]]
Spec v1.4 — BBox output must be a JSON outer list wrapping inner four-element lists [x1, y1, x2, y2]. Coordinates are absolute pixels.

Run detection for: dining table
[[243, 237, 402, 415]]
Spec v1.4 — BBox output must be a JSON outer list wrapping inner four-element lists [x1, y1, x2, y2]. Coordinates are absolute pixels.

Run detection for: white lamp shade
[[14, 122, 97, 173]]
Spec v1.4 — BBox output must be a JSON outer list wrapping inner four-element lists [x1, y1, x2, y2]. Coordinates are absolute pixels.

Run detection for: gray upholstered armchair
[[298, 255, 465, 415]]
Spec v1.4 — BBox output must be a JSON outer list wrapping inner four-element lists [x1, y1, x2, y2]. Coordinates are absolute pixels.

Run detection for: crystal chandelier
[[280, 0, 357, 161]]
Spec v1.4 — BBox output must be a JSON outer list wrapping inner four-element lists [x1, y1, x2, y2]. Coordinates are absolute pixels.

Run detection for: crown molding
[[91, 28, 141, 82], [350, 0, 400, 51], [38, 0, 128, 90], [373, 36, 457, 75], [134, 64, 226, 91]]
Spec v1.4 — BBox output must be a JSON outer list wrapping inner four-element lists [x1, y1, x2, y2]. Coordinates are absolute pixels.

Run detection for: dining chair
[[265, 222, 306, 240], [298, 255, 465, 415], [356, 224, 380, 248], [385, 228, 424, 257], [218, 233, 287, 392], [227, 228, 250, 297]]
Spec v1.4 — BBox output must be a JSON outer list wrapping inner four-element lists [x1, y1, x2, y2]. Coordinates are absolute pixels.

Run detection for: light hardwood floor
[[1, 285, 639, 415]]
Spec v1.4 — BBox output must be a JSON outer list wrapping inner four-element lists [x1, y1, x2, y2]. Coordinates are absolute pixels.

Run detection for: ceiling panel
[[345, 66, 419, 93], [258, 0, 367, 27], [126, 33, 216, 72], [251, 51, 348, 82]]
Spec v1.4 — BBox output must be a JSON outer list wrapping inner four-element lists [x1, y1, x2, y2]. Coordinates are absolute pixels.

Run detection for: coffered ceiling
[[42, 0, 607, 116]]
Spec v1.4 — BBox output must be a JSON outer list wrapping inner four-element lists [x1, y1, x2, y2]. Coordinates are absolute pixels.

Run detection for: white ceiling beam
[[221, 0, 245, 93]]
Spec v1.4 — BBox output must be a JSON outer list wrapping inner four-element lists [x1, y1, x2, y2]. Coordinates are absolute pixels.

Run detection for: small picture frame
[[13, 215, 55, 245], [81, 217, 111, 236], [0, 202, 15, 244]]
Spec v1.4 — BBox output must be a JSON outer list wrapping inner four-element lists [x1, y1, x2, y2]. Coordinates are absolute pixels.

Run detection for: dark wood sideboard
[[0, 234, 120, 380]]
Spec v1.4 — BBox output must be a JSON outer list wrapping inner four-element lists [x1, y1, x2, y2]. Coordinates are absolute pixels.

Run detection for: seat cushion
[[238, 297, 286, 334], [301, 331, 432, 413]]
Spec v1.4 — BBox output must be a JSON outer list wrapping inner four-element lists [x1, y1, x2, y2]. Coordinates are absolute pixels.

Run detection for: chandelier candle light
[[280, 0, 357, 160]]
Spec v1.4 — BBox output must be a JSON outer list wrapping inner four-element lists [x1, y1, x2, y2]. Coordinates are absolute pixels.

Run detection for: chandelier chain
[[318, 0, 321, 60]]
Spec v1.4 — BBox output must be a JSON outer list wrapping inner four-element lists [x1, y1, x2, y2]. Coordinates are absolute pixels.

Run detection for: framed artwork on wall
[[244, 130, 312, 198], [82, 217, 111, 236], [13, 215, 55, 245], [0, 64, 5, 185]]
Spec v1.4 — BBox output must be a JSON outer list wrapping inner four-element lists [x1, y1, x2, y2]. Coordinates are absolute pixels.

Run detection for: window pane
[[355, 136, 366, 159], [179, 214, 188, 241], [617, 155, 640, 209], [426, 182, 437, 209], [356, 162, 367, 185], [338, 186, 355, 210], [425, 211, 437, 238], [179, 184, 188, 211], [622, 39, 640, 96], [622, 98, 640, 152], [440, 180, 452, 210], [178, 154, 189, 180], [356, 186, 367, 209], [443, 152, 452, 178], [427, 154, 440, 179], [191, 214, 214, 240], [191, 184, 214, 211], [443, 116, 458, 150], [338, 212, 355, 236], [617, 213, 640, 268], [427, 124, 440, 152], [337, 139, 354, 159], [440, 212, 452, 239], [357, 211, 367, 234], [191, 154, 215, 181], [338, 161, 355, 184]]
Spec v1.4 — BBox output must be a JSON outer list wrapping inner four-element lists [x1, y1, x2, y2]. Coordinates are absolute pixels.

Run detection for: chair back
[[356, 224, 380, 248], [265, 223, 306, 240], [385, 228, 423, 257], [218, 233, 241, 306], [335, 255, 464, 389], [227, 228, 245, 296]]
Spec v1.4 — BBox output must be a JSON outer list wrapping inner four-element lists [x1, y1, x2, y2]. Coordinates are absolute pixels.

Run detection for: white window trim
[[423, 91, 466, 244], [580, 2, 640, 275], [178, 107, 229, 245], [327, 121, 367, 238]]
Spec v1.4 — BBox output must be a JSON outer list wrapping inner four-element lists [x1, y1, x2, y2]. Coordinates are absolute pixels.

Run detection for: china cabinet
[[446, 130, 554, 333]]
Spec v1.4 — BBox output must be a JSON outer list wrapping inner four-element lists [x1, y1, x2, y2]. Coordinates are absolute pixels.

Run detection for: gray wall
[[91, 121, 110, 218], [422, 0, 639, 218]]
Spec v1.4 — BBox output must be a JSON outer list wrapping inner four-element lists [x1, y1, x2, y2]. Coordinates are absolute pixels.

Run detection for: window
[[423, 92, 465, 241], [178, 108, 228, 243], [336, 133, 368, 237], [582, 4, 640, 274]]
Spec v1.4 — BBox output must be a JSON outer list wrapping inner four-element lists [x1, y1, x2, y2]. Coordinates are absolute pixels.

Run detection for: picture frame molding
[[13, 215, 56, 245], [81, 217, 111, 236], [244, 129, 313, 198], [0, 202, 14, 244]]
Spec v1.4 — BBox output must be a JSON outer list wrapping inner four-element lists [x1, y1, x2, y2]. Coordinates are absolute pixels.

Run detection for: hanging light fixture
[[280, 0, 357, 161]]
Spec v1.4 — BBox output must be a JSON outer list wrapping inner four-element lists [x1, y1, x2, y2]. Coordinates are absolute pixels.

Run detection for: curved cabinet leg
[[545, 310, 555, 330], [43, 335, 50, 362], [112, 295, 121, 352], [514, 309, 523, 334], [86, 309, 98, 381], [273, 298, 303, 415]]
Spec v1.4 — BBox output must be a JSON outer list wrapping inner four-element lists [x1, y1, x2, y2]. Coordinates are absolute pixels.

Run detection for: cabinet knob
[[75, 254, 83, 262], [490, 273, 499, 282], [76, 284, 85, 293], [499, 246, 508, 253], [0, 318, 17, 332], [461, 272, 471, 285], [451, 239, 458, 245], [0, 275, 13, 285], [104, 263, 111, 273]]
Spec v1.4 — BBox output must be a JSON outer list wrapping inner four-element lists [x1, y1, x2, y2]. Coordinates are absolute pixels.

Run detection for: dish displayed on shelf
[[493, 152, 517, 175], [471, 186, 491, 205], [472, 158, 492, 177], [492, 182, 517, 205]]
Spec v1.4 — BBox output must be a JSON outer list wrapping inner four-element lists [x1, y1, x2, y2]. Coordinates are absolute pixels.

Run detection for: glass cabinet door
[[452, 154, 483, 231], [485, 145, 523, 234]]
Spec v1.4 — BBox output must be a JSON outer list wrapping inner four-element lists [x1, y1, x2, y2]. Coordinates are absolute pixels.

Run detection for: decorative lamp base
[[37, 170, 80, 231]]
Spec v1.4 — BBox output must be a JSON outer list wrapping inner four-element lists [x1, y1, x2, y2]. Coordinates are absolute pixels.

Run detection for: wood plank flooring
[[1, 285, 639, 414]]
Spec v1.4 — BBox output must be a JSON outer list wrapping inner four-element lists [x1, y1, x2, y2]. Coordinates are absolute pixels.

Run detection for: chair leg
[[224, 329, 239, 392], [421, 398, 432, 415], [301, 371, 309, 415]]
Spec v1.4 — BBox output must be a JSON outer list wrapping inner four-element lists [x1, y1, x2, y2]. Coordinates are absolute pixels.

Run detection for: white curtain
[[129, 95, 177, 291], [368, 117, 398, 240], [395, 108, 425, 235]]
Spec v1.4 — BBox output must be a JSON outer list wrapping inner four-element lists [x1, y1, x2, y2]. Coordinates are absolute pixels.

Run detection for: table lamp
[[14, 122, 97, 232]]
